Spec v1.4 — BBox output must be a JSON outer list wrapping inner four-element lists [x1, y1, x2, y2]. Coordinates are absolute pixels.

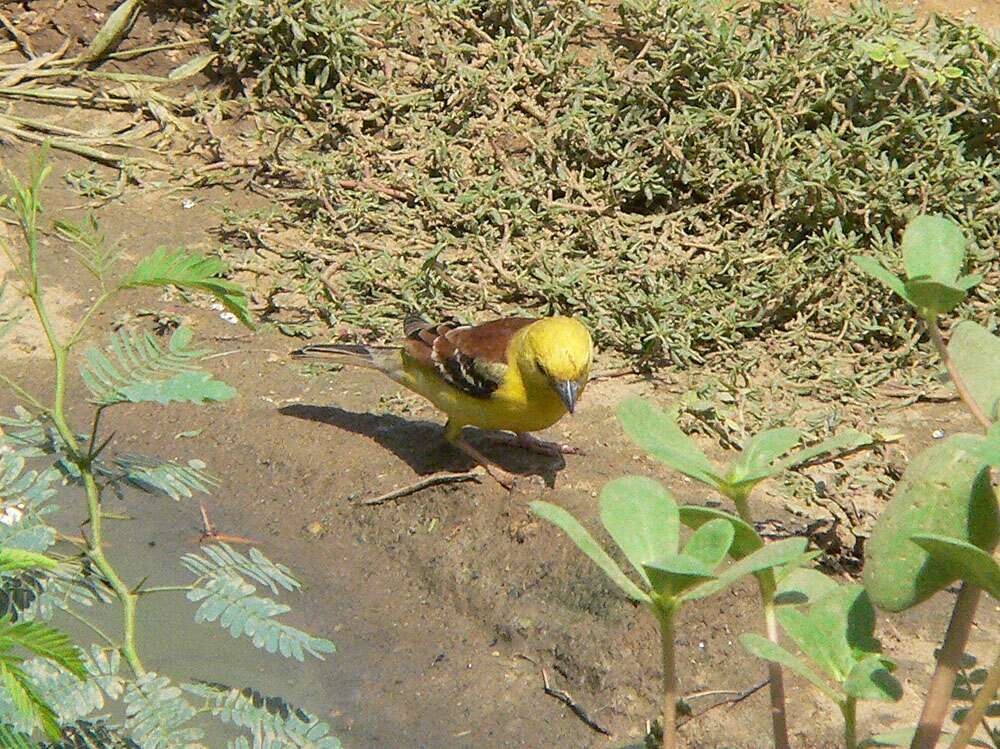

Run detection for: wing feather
[[403, 317, 535, 398]]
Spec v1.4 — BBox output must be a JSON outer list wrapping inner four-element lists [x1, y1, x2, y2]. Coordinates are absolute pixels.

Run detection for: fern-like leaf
[[122, 673, 203, 749], [0, 658, 60, 740], [53, 214, 121, 285], [0, 408, 66, 460], [0, 450, 60, 553], [21, 660, 103, 725], [0, 723, 35, 749], [82, 647, 123, 702], [187, 576, 335, 662], [180, 545, 299, 595], [0, 572, 45, 624], [41, 719, 140, 749], [184, 682, 341, 748], [0, 551, 56, 577], [122, 248, 252, 327], [80, 327, 236, 407], [111, 455, 217, 501], [20, 563, 115, 623], [0, 623, 86, 680]]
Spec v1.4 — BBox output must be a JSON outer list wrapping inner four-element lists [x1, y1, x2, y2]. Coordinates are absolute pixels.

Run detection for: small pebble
[[932, 429, 945, 440], [219, 311, 239, 324]]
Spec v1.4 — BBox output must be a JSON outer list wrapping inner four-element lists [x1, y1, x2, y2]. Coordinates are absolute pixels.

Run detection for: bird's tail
[[290, 343, 402, 374]]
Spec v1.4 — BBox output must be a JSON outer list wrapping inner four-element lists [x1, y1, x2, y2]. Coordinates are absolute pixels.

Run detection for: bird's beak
[[553, 379, 580, 414]]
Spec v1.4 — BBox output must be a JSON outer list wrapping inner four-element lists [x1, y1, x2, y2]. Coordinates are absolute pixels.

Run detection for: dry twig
[[360, 470, 482, 505]]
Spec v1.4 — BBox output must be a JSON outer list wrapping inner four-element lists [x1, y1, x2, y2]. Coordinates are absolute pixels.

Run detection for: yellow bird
[[291, 315, 593, 487]]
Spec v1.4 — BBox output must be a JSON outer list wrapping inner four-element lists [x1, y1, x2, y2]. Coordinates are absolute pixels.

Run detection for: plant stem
[[135, 585, 193, 596], [67, 290, 113, 349], [0, 371, 47, 412], [910, 315, 991, 749], [657, 604, 678, 749], [911, 584, 982, 749], [732, 494, 792, 749], [949, 646, 1000, 749], [842, 698, 857, 749], [21, 226, 145, 677], [82, 469, 145, 676], [61, 606, 118, 649], [925, 316, 992, 431]]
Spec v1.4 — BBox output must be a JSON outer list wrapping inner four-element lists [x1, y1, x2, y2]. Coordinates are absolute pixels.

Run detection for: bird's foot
[[451, 436, 520, 490], [515, 432, 584, 456], [483, 463, 518, 491]]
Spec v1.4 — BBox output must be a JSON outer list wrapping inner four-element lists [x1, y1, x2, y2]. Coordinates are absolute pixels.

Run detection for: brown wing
[[403, 316, 535, 398]]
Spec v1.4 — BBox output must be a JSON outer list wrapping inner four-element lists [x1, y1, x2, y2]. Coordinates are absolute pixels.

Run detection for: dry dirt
[[1, 1, 999, 748]]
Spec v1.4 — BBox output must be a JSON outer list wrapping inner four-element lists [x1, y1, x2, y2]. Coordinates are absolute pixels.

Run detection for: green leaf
[[776, 585, 879, 683], [182, 682, 342, 748], [187, 576, 336, 661], [678, 506, 763, 559], [955, 272, 983, 290], [80, 326, 236, 407], [617, 398, 722, 488], [529, 501, 650, 602], [728, 427, 801, 486], [775, 567, 838, 605], [0, 724, 35, 748], [852, 255, 910, 303], [180, 543, 301, 595], [863, 437, 999, 612], [113, 453, 218, 501], [0, 659, 59, 740], [779, 429, 873, 470], [642, 554, 716, 597], [0, 549, 57, 575], [118, 370, 237, 405], [0, 622, 86, 679], [85, 0, 141, 62], [903, 279, 968, 316], [776, 605, 848, 682], [168, 52, 217, 81], [123, 672, 203, 748], [948, 321, 1000, 421], [739, 633, 837, 701], [911, 534, 1000, 600], [122, 247, 253, 327], [681, 519, 734, 570], [844, 655, 902, 702], [901, 214, 966, 285], [685, 537, 809, 600], [600, 476, 679, 586]]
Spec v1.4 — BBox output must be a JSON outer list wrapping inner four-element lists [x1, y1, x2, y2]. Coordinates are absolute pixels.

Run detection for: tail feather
[[290, 343, 401, 374]]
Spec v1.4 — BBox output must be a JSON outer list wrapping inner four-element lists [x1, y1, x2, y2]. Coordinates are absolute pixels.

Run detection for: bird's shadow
[[279, 404, 565, 487]]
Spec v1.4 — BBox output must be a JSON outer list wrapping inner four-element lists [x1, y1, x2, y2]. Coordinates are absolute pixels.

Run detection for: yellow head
[[517, 317, 593, 413]]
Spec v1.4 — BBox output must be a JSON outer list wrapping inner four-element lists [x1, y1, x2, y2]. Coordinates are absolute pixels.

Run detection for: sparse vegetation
[[210, 0, 999, 399], [533, 214, 1000, 748], [0, 152, 339, 746]]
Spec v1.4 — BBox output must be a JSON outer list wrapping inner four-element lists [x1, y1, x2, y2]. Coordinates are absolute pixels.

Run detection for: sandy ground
[[0, 0, 999, 746]]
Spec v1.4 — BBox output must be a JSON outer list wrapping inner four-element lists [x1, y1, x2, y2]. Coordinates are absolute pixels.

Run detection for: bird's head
[[517, 317, 593, 414]]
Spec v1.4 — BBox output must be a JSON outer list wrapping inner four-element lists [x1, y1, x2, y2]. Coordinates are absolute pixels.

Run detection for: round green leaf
[[600, 476, 679, 586], [863, 437, 999, 612], [948, 321, 1000, 422], [679, 505, 763, 560], [901, 214, 966, 285]]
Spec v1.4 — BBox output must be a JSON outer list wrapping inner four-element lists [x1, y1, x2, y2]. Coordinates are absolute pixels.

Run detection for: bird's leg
[[452, 437, 518, 490], [515, 432, 584, 456], [445, 421, 518, 489]]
